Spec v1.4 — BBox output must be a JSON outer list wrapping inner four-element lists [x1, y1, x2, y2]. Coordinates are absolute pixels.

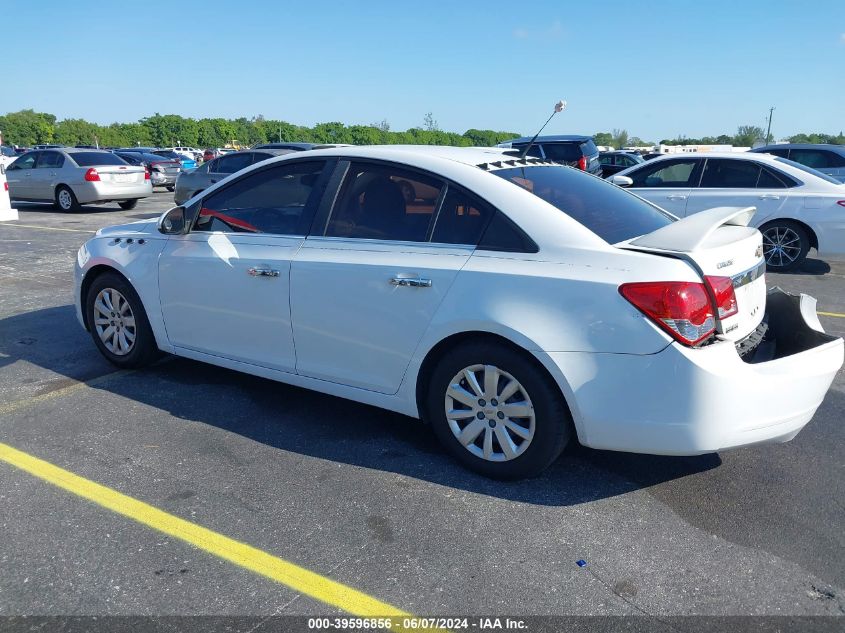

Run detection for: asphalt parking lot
[[1, 192, 844, 626]]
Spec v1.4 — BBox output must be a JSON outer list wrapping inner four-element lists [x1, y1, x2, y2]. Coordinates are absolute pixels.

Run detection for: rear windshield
[[492, 165, 675, 244], [70, 152, 128, 167], [774, 157, 843, 185]]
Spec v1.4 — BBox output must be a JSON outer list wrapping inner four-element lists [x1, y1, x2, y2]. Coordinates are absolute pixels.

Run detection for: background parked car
[[173, 149, 295, 204], [171, 146, 203, 161], [6, 148, 150, 211], [750, 144, 845, 182], [599, 150, 645, 176], [608, 152, 845, 270], [114, 151, 182, 191], [150, 149, 197, 170], [253, 142, 353, 151], [496, 135, 603, 176]]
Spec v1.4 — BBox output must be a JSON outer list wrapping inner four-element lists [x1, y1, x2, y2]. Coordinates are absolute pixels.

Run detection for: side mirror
[[608, 175, 633, 187], [158, 206, 187, 234]]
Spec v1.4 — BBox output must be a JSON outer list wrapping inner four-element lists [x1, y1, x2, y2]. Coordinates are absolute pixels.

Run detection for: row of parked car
[[4, 136, 844, 270]]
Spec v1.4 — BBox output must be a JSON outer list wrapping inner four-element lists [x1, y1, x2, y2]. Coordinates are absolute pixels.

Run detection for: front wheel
[[118, 199, 138, 210], [426, 342, 571, 480], [760, 221, 809, 272], [85, 272, 160, 368]]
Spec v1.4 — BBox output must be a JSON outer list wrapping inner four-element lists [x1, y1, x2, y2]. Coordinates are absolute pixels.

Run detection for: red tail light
[[84, 168, 100, 182], [144, 169, 150, 180], [703, 275, 738, 319], [577, 156, 588, 170], [619, 281, 715, 346], [3, 182, 7, 192]]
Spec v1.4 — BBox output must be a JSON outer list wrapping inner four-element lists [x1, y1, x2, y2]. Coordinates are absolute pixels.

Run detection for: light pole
[[765, 107, 775, 145]]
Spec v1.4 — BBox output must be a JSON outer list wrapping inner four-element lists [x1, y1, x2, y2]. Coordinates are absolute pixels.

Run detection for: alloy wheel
[[762, 225, 802, 268], [444, 364, 536, 462], [58, 189, 73, 210], [92, 288, 137, 356]]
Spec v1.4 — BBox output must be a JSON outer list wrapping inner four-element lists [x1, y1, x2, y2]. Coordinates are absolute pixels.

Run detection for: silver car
[[173, 149, 293, 205], [750, 144, 845, 182], [7, 149, 152, 211]]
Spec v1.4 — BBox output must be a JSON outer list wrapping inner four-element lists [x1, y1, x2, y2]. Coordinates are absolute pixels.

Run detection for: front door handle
[[666, 194, 687, 200], [391, 277, 432, 288], [248, 267, 280, 278], [759, 194, 780, 200]]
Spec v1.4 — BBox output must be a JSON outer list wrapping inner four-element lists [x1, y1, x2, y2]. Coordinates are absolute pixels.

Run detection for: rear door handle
[[391, 277, 432, 288], [666, 194, 687, 200], [248, 267, 280, 278], [759, 194, 780, 200]]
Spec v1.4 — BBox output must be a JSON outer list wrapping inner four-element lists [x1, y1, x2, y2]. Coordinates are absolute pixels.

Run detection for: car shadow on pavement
[[15, 202, 127, 215], [790, 257, 831, 275], [0, 305, 722, 507]]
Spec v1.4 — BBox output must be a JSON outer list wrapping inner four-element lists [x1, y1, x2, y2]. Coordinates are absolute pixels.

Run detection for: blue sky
[[2, 0, 844, 141]]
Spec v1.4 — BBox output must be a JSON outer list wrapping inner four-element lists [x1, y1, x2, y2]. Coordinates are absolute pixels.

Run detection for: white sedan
[[607, 152, 845, 271], [74, 146, 843, 479]]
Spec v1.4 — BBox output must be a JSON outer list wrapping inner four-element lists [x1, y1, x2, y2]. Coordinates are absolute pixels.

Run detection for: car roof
[[502, 135, 593, 144], [648, 151, 783, 162], [752, 143, 845, 152], [285, 144, 525, 167]]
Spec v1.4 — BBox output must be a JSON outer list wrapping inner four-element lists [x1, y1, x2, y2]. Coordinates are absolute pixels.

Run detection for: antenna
[[520, 100, 567, 159]]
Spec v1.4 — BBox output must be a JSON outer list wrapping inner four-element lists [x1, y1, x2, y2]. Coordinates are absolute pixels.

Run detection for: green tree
[[611, 128, 629, 148], [593, 131, 613, 147], [0, 109, 56, 145], [734, 125, 765, 147]]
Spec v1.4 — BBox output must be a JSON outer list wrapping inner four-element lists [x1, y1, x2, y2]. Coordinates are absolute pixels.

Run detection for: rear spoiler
[[631, 206, 756, 253]]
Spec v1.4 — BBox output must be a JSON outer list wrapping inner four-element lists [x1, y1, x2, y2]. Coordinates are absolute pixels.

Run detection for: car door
[[290, 161, 490, 394], [625, 157, 702, 217], [684, 158, 787, 219], [158, 159, 330, 372], [6, 152, 39, 199], [30, 150, 65, 200]]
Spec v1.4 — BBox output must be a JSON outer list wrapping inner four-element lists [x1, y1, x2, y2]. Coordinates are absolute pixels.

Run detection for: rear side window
[[492, 165, 674, 244], [70, 152, 127, 167], [37, 151, 65, 168], [216, 153, 253, 174], [195, 161, 326, 235], [512, 144, 543, 158], [540, 143, 581, 162], [431, 186, 494, 245], [325, 162, 444, 242], [628, 158, 699, 187], [757, 166, 792, 188], [790, 149, 845, 169], [699, 159, 760, 188]]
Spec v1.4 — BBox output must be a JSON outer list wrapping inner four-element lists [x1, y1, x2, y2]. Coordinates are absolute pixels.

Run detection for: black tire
[[166, 185, 175, 192], [118, 199, 138, 210], [760, 220, 810, 272], [55, 185, 80, 212], [426, 341, 571, 480], [85, 271, 160, 369]]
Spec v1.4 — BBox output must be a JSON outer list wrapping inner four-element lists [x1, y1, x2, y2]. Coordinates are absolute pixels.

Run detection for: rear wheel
[[760, 220, 809, 271], [426, 342, 571, 480], [55, 185, 80, 212], [118, 199, 138, 210], [85, 272, 160, 368]]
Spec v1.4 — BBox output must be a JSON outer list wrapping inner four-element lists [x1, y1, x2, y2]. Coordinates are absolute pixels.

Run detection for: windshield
[[70, 152, 129, 167], [492, 165, 675, 244], [774, 157, 843, 185]]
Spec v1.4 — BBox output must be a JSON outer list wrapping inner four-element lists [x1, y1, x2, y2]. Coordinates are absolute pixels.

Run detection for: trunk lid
[[621, 206, 766, 342]]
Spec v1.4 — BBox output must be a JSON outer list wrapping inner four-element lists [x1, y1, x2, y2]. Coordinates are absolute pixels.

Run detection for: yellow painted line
[[0, 223, 95, 233], [0, 369, 132, 417], [0, 442, 411, 619], [818, 311, 845, 319]]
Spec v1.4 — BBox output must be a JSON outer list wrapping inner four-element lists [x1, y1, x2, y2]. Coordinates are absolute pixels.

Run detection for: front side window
[[325, 163, 443, 242], [493, 164, 674, 244], [628, 158, 700, 187], [9, 153, 37, 170], [699, 159, 761, 188], [194, 161, 326, 235]]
